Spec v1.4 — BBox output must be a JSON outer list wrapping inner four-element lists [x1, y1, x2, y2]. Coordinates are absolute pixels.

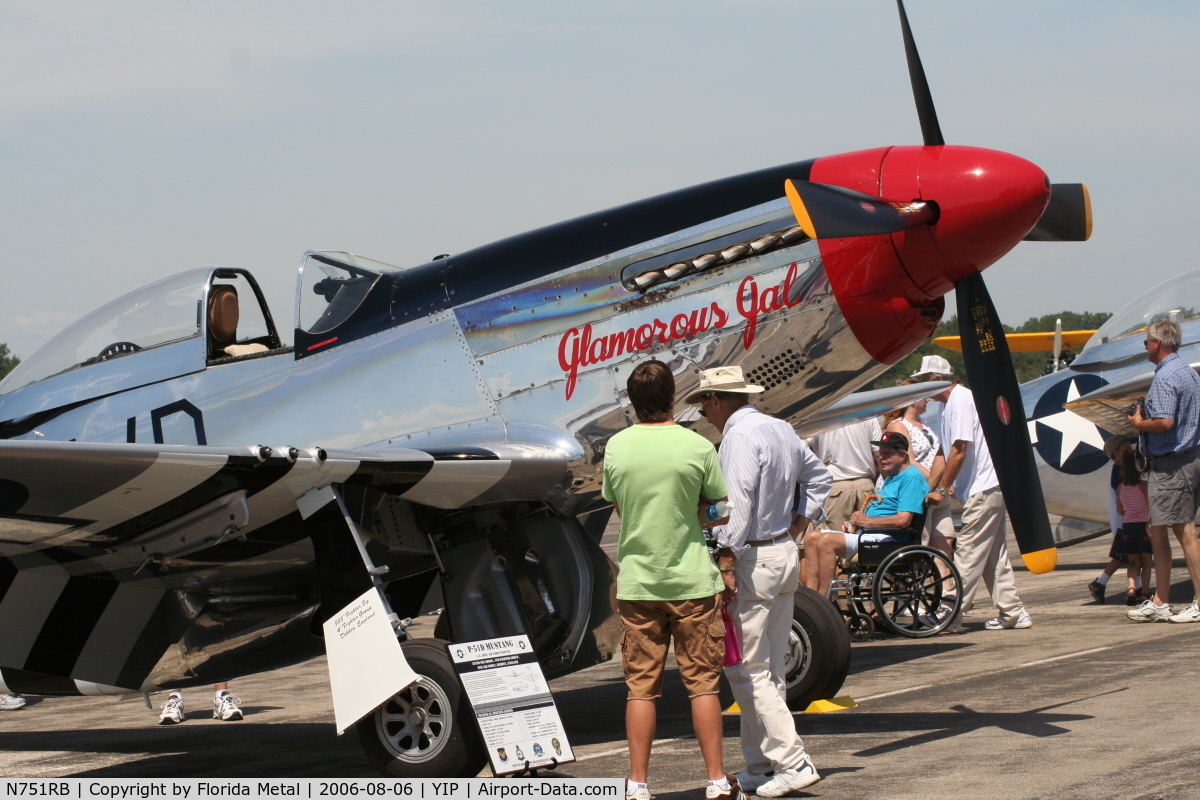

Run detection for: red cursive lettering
[[554, 263, 801, 399], [736, 262, 799, 348], [558, 326, 584, 400], [670, 313, 690, 339]]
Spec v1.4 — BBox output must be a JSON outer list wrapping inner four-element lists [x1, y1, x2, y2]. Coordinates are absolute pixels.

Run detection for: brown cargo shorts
[[618, 593, 724, 700]]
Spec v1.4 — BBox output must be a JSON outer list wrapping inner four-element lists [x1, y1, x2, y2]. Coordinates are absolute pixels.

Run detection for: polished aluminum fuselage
[[9, 206, 882, 508], [0, 192, 895, 692]]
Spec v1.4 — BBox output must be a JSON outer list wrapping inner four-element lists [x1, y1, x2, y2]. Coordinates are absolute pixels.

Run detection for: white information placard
[[323, 587, 417, 735], [450, 635, 575, 775]]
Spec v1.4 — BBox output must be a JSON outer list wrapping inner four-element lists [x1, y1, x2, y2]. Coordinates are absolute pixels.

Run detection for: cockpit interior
[[0, 250, 413, 400]]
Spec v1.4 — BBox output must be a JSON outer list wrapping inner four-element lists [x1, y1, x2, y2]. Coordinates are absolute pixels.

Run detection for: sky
[[3, 1, 1199, 360]]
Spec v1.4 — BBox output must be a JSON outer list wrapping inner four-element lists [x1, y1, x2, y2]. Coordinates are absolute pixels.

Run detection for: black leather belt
[[747, 533, 791, 546]]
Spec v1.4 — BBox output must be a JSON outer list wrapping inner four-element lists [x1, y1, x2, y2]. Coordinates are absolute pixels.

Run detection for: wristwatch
[[934, 487, 948, 496], [718, 563, 736, 573]]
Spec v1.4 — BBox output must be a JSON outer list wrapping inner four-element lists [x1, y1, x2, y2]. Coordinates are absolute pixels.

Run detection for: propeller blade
[[1053, 318, 1063, 371], [785, 179, 938, 239], [897, 0, 945, 147], [1023, 183, 1093, 241], [955, 272, 1057, 573]]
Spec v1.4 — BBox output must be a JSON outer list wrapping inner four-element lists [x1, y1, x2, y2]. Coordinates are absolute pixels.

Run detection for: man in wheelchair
[[803, 431, 929, 595]]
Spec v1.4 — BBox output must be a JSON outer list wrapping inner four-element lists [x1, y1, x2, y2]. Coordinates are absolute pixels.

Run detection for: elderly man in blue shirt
[[691, 366, 831, 798], [804, 431, 929, 597], [1127, 319, 1200, 623]]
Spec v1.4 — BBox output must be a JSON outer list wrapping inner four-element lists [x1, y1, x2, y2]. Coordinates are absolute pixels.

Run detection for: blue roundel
[[1029, 373, 1111, 475]]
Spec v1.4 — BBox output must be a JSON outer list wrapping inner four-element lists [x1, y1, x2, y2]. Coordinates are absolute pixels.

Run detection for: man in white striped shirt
[[687, 366, 832, 798]]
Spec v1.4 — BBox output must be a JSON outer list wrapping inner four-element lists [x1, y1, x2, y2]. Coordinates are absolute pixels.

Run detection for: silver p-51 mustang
[[0, 2, 1088, 778]]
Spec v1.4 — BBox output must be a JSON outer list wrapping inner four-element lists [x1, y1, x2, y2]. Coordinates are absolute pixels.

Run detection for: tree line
[[0, 343, 17, 382]]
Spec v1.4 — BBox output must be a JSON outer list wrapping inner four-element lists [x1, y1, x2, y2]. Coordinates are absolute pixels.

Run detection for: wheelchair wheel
[[847, 612, 874, 642], [871, 546, 962, 638]]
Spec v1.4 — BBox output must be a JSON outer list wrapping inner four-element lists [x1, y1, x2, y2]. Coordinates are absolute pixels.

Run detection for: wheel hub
[[785, 619, 813, 690], [374, 676, 452, 764]]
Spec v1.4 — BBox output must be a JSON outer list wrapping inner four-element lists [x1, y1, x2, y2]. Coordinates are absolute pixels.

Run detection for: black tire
[[356, 638, 487, 778], [847, 613, 875, 642], [785, 585, 852, 709]]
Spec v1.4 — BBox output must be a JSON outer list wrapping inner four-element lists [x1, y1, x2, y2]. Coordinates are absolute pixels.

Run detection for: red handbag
[[722, 607, 743, 667]]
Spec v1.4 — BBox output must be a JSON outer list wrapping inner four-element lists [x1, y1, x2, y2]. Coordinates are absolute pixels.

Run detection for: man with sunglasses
[[802, 431, 928, 598], [687, 366, 831, 798], [1127, 319, 1200, 623]]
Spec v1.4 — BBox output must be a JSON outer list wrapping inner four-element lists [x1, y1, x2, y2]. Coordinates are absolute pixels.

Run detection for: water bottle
[[704, 500, 732, 521]]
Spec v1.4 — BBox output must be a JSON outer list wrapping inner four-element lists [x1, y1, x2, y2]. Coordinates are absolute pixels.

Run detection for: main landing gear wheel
[[785, 585, 852, 709], [357, 639, 487, 778]]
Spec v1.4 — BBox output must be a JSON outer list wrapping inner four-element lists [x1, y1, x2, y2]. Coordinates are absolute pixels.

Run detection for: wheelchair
[[826, 511, 963, 641]]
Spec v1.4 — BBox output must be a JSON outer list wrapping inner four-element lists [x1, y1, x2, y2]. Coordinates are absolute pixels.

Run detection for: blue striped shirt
[[712, 405, 832, 554], [1143, 353, 1200, 455]]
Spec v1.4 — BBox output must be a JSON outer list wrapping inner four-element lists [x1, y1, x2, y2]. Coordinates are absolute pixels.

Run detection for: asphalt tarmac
[[3, 527, 1199, 800]]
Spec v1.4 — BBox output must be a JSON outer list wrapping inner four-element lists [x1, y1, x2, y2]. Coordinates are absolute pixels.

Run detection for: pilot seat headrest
[[208, 285, 240, 343]]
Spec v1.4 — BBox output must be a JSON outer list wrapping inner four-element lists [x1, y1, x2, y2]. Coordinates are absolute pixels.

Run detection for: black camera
[[1128, 399, 1144, 417]]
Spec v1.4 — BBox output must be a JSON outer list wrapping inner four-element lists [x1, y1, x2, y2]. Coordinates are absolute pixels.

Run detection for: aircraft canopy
[[0, 269, 208, 396], [1087, 268, 1200, 351]]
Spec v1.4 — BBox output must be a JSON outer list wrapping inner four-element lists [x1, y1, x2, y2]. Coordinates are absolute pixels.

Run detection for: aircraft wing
[[793, 381, 949, 438], [1063, 361, 1200, 436], [0, 438, 570, 692], [933, 331, 1096, 352]]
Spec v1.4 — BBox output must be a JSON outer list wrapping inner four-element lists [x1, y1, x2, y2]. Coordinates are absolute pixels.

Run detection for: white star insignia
[[1034, 378, 1107, 466]]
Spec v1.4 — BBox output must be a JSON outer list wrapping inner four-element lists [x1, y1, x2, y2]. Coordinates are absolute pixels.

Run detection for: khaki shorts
[[925, 497, 955, 541], [619, 594, 724, 700], [824, 477, 877, 530], [1148, 447, 1200, 526]]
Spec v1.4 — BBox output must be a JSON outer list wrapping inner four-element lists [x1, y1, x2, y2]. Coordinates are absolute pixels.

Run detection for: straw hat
[[683, 366, 765, 405], [1104, 434, 1135, 460]]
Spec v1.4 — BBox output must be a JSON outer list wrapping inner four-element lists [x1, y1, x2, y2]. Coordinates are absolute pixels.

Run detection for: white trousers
[[955, 486, 1025, 621], [725, 540, 807, 775]]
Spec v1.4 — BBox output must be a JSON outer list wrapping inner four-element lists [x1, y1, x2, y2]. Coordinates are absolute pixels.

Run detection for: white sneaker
[[1169, 600, 1200, 623], [984, 610, 1033, 630], [0, 694, 26, 710], [158, 694, 185, 725], [1127, 599, 1172, 623], [625, 786, 651, 800], [213, 692, 243, 721], [705, 776, 741, 800], [755, 758, 820, 797], [734, 771, 770, 792], [919, 609, 962, 632]]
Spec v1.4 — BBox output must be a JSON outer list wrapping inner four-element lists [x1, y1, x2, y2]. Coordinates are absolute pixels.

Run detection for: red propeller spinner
[[800, 144, 1051, 364]]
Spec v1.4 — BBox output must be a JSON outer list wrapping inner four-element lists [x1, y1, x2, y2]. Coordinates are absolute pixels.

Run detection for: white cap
[[911, 354, 953, 378]]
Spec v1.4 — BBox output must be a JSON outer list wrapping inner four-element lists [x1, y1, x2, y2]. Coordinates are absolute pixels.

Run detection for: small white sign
[[323, 587, 417, 735], [450, 635, 574, 775]]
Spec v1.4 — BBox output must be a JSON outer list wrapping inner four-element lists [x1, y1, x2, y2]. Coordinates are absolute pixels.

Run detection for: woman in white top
[[883, 381, 953, 559]]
